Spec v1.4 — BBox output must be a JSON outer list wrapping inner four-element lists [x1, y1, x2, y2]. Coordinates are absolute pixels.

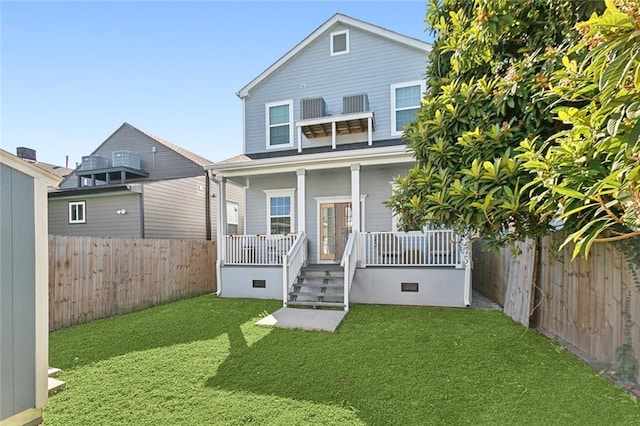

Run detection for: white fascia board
[[207, 146, 415, 178], [236, 14, 431, 99]]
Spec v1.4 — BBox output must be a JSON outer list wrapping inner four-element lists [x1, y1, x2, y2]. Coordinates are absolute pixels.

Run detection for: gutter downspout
[[205, 171, 211, 241]]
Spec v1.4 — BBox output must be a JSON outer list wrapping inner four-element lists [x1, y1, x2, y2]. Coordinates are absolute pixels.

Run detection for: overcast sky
[[2, 1, 431, 167]]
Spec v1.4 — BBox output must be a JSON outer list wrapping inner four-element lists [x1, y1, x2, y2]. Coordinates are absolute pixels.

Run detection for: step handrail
[[282, 232, 307, 307], [340, 231, 359, 312]]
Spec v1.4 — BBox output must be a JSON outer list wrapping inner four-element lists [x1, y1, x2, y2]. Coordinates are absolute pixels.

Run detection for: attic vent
[[331, 30, 349, 56], [301, 97, 327, 120], [343, 94, 369, 114]]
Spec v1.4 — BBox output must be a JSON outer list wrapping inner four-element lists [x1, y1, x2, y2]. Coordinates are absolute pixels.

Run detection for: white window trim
[[68, 201, 86, 224], [264, 189, 295, 235], [390, 80, 426, 137], [265, 100, 294, 149], [227, 201, 239, 234], [330, 29, 349, 56]]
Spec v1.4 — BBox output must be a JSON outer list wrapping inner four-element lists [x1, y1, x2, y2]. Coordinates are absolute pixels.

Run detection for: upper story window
[[265, 100, 293, 148], [391, 80, 426, 136], [330, 30, 349, 56], [265, 189, 295, 235], [68, 201, 86, 224]]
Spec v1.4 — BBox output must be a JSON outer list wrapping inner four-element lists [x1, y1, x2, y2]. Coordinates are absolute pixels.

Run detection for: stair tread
[[298, 274, 344, 279], [287, 300, 345, 308], [48, 367, 62, 377], [290, 291, 344, 298], [293, 282, 343, 289]]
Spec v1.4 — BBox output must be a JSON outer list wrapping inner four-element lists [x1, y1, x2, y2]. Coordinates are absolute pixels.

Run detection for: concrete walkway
[[255, 307, 347, 332]]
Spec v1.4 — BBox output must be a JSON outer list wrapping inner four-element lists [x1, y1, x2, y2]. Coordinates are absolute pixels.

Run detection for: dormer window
[[331, 30, 349, 56], [265, 100, 294, 148]]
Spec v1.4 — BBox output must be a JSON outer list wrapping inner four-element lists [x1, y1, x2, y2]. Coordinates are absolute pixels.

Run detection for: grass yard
[[46, 295, 639, 425]]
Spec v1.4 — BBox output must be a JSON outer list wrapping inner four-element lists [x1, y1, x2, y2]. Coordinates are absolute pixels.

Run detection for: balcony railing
[[361, 230, 462, 267], [224, 234, 296, 265]]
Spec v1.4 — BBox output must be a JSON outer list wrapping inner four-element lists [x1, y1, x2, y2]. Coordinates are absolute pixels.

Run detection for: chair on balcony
[[374, 234, 403, 264]]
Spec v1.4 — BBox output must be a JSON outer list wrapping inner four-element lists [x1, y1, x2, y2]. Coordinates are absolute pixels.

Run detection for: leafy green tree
[[389, 0, 600, 250], [520, 0, 640, 258]]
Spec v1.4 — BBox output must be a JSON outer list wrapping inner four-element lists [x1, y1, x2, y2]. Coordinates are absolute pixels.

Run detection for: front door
[[320, 202, 352, 261]]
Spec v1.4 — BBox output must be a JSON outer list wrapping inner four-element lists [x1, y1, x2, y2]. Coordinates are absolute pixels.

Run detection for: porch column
[[215, 175, 227, 264], [297, 126, 302, 153], [351, 163, 361, 232], [296, 169, 306, 233]]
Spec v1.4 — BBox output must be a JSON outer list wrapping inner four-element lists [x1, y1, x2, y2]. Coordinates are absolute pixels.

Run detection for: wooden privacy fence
[[473, 235, 640, 384], [49, 235, 217, 331]]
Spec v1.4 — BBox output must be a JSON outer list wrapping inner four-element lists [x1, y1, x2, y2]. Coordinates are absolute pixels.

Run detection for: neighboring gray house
[[1, 150, 57, 425], [207, 14, 472, 310], [49, 122, 244, 240]]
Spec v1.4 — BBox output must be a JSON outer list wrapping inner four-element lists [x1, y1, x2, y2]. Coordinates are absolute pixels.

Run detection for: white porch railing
[[223, 234, 296, 265], [282, 232, 307, 307], [361, 230, 462, 267], [340, 231, 359, 312]]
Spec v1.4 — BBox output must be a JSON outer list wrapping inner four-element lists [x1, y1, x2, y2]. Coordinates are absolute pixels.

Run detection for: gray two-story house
[[49, 122, 244, 240], [207, 14, 471, 309]]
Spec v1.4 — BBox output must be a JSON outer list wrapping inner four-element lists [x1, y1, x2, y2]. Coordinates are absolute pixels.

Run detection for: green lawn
[[46, 295, 639, 425]]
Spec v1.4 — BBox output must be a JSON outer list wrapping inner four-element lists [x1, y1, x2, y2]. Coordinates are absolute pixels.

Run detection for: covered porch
[[217, 229, 472, 309]]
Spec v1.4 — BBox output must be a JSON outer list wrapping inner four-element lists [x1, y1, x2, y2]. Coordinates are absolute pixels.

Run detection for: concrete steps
[[48, 366, 66, 395]]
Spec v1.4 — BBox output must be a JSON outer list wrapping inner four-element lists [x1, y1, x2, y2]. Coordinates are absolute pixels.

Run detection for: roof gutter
[[206, 145, 414, 177]]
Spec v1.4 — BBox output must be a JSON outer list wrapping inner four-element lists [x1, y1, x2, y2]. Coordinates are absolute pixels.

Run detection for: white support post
[[351, 164, 361, 232], [332, 121, 336, 150], [297, 126, 302, 153], [367, 116, 372, 145], [215, 175, 227, 265], [296, 169, 306, 233]]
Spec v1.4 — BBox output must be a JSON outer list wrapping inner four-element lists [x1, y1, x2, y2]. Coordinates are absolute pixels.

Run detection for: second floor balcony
[[296, 94, 375, 152]]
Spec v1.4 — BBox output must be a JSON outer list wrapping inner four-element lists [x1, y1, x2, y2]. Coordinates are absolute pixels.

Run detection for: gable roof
[[57, 122, 213, 188], [121, 123, 213, 167], [237, 13, 431, 99]]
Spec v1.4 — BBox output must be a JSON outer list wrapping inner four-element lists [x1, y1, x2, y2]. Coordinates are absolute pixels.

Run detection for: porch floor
[[255, 307, 346, 332]]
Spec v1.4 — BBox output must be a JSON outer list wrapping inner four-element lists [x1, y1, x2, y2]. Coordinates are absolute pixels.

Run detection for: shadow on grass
[[49, 295, 281, 370], [206, 304, 640, 425]]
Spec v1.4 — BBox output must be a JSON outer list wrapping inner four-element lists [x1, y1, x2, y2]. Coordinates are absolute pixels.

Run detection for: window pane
[[396, 108, 419, 131], [269, 105, 289, 125], [270, 125, 290, 145], [270, 196, 290, 216], [226, 202, 239, 225], [333, 33, 347, 53], [270, 217, 291, 234], [395, 85, 421, 109]]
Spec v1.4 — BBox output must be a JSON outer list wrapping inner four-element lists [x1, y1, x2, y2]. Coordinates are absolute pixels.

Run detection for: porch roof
[[206, 143, 414, 177]]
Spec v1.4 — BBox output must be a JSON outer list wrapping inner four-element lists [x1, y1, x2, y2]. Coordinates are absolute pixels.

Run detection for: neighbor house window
[[331, 30, 349, 56], [265, 189, 295, 235], [391, 80, 426, 136], [69, 201, 86, 224], [266, 100, 293, 148], [227, 201, 239, 235]]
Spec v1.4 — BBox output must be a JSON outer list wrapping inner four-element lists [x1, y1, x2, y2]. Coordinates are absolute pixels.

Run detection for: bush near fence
[[473, 235, 640, 385], [48, 235, 216, 331]]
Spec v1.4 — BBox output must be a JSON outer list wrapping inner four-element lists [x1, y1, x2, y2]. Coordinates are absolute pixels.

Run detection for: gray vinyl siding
[[48, 193, 142, 237], [245, 174, 297, 235], [60, 124, 205, 189], [360, 163, 414, 232], [244, 23, 428, 154], [1, 164, 36, 420], [143, 177, 208, 240]]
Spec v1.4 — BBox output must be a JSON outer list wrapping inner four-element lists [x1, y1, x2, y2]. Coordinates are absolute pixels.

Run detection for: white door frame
[[314, 195, 367, 264]]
